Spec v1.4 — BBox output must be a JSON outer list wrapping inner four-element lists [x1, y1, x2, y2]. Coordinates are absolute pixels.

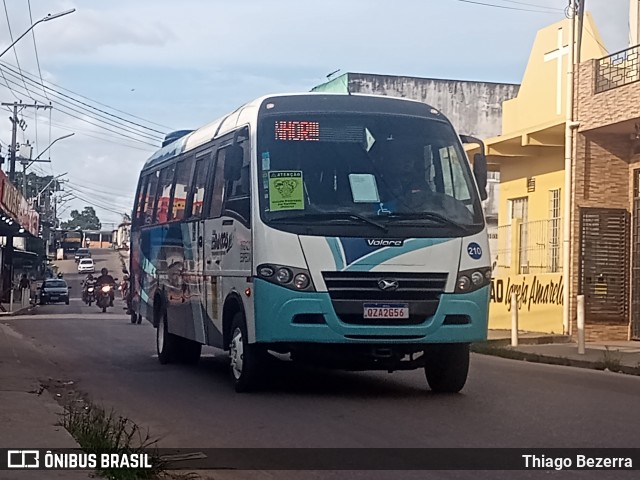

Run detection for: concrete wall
[[313, 73, 520, 139]]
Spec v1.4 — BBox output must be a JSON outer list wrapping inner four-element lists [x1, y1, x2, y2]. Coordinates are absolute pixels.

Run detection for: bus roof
[[142, 93, 443, 171]]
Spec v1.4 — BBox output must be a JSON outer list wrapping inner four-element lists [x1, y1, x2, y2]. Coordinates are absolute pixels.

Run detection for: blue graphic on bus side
[[467, 242, 482, 260]]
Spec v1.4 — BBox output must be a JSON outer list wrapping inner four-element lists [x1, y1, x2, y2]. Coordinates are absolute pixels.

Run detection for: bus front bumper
[[253, 279, 489, 344]]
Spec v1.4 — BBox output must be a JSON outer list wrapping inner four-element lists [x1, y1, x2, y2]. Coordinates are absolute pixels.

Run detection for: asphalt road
[[4, 249, 640, 480]]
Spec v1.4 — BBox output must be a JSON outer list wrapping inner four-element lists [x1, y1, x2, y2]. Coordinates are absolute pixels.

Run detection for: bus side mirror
[[473, 153, 488, 201], [224, 145, 243, 182]]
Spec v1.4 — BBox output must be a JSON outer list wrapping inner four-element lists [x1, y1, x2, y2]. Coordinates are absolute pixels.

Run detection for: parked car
[[74, 248, 91, 263], [38, 279, 71, 305], [77, 258, 95, 273]]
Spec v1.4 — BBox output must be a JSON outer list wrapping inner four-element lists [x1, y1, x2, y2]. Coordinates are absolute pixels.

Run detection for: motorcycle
[[96, 281, 116, 313], [83, 283, 96, 306]]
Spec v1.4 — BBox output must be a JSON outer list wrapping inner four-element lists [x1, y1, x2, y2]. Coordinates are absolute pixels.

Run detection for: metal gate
[[579, 208, 630, 323], [632, 171, 640, 339]]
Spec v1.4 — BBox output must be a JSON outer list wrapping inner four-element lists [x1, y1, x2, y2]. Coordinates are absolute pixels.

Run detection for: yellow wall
[[484, 13, 607, 333], [502, 13, 607, 132], [489, 273, 564, 333], [498, 154, 564, 225]]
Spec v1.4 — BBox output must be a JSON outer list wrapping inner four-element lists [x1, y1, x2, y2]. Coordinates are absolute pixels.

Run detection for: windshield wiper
[[383, 211, 478, 232], [270, 212, 388, 232]]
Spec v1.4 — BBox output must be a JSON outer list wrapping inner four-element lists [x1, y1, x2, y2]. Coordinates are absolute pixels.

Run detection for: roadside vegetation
[[62, 398, 164, 480]]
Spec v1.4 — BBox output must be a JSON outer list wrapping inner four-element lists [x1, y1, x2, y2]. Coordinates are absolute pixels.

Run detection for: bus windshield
[[257, 113, 483, 235]]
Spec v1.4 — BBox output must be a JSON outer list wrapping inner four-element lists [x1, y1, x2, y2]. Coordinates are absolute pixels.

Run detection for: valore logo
[[366, 239, 404, 247]]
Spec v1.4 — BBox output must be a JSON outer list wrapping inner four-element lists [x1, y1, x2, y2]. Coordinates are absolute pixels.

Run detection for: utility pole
[[2, 102, 52, 182], [1, 101, 51, 303]]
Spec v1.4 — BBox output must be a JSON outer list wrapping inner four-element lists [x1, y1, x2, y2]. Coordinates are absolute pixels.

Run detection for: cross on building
[[544, 27, 570, 116]]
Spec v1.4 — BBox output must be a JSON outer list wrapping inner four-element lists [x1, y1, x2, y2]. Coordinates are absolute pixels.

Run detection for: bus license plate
[[363, 303, 409, 319]]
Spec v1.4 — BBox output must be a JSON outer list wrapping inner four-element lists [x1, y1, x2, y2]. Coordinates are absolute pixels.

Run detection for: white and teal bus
[[130, 93, 491, 393]]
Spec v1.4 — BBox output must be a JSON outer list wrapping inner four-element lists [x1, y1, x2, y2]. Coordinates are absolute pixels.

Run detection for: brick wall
[[570, 61, 639, 340], [577, 59, 640, 132]]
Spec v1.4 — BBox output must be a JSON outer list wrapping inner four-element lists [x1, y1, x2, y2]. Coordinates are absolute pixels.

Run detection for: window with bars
[[549, 189, 561, 272], [509, 197, 528, 273]]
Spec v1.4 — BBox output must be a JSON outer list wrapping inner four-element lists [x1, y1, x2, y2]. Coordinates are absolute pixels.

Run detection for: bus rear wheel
[[229, 312, 265, 393], [423, 343, 470, 394]]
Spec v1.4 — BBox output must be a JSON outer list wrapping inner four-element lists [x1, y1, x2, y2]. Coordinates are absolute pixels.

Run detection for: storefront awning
[[0, 170, 40, 238]]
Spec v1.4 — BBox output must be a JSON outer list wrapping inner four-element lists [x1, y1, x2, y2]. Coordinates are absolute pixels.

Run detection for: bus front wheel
[[423, 343, 470, 394], [229, 312, 265, 393], [157, 313, 180, 364]]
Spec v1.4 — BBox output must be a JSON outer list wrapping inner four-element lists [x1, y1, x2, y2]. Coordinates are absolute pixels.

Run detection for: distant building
[[312, 72, 520, 139]]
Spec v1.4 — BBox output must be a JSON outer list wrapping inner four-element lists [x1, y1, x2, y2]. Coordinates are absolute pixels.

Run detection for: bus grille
[[322, 271, 448, 326]]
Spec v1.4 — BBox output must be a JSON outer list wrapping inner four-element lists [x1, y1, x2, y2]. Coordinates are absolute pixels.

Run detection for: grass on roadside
[[62, 399, 165, 480]]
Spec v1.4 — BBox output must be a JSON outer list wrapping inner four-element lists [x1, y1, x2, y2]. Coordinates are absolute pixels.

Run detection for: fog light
[[293, 273, 310, 290], [457, 275, 471, 292], [276, 267, 292, 284], [471, 271, 484, 285], [258, 265, 275, 277]]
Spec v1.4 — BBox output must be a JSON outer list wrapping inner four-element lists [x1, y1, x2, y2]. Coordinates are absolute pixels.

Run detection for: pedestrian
[[18, 274, 30, 303]]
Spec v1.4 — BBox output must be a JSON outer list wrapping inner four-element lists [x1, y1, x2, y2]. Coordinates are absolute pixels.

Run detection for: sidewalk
[[0, 322, 91, 479], [474, 329, 640, 375]]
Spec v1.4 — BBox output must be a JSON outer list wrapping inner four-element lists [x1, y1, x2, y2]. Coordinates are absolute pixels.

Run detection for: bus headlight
[[471, 271, 484, 286], [455, 267, 492, 293], [276, 268, 293, 284], [457, 275, 471, 292], [293, 273, 310, 290], [256, 263, 315, 292]]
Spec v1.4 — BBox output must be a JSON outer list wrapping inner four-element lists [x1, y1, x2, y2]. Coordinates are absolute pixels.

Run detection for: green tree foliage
[[61, 206, 101, 230], [14, 172, 63, 201]]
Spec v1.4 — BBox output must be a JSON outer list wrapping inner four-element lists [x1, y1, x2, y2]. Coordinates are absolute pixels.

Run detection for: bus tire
[[229, 312, 264, 393], [156, 313, 179, 365], [423, 343, 470, 394], [177, 338, 202, 365]]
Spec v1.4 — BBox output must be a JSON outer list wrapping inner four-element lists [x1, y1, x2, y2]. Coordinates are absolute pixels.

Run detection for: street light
[[0, 9, 76, 59], [27, 132, 75, 169], [21, 133, 74, 197]]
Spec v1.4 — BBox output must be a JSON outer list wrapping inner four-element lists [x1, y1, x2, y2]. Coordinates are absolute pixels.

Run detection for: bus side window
[[208, 148, 226, 219], [170, 156, 194, 221], [134, 176, 148, 226], [143, 171, 160, 225], [224, 141, 250, 224], [155, 164, 175, 223], [187, 159, 209, 219]]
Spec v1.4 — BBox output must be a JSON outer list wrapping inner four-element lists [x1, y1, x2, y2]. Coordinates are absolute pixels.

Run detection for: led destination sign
[[275, 121, 320, 141]]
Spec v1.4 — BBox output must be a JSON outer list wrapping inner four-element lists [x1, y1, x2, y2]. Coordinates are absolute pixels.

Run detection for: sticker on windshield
[[269, 171, 304, 211], [467, 242, 482, 260], [349, 173, 380, 203], [364, 127, 376, 152], [261, 152, 271, 170]]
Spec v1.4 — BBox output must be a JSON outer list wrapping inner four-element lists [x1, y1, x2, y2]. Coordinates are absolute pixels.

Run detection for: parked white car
[[77, 258, 95, 273]]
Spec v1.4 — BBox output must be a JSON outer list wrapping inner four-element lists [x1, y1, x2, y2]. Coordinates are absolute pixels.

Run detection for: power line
[[0, 59, 167, 136], [0, 70, 161, 147], [454, 0, 559, 13], [18, 109, 157, 152], [499, 0, 563, 11], [2, 0, 34, 100], [1, 61, 174, 132], [26, 0, 49, 100], [0, 64, 163, 144]]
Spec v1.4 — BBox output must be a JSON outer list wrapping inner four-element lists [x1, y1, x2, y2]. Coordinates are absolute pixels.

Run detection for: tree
[[60, 206, 101, 230], [14, 172, 63, 201]]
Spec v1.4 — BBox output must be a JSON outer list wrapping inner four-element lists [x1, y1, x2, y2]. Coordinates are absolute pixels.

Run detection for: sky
[[0, 0, 630, 228]]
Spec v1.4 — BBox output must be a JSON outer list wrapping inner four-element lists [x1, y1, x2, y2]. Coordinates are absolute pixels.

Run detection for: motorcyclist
[[95, 267, 116, 306], [120, 274, 129, 300], [82, 273, 97, 303]]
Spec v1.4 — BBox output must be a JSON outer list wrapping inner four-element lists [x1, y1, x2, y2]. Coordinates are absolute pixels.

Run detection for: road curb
[[471, 342, 640, 376]]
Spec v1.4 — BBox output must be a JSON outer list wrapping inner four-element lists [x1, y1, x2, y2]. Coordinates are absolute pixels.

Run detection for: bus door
[[181, 156, 209, 344], [201, 147, 229, 347]]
